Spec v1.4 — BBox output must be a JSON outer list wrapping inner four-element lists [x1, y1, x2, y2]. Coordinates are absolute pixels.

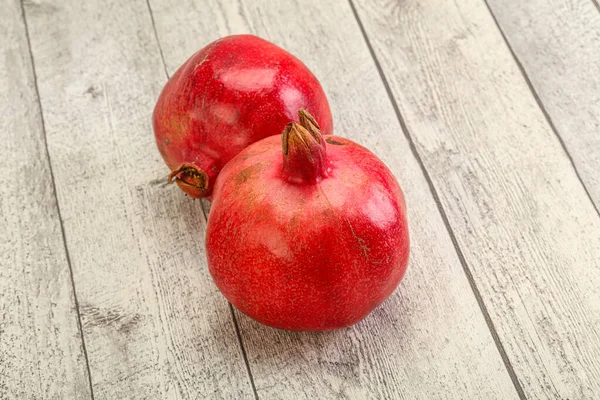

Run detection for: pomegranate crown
[[282, 109, 328, 183]]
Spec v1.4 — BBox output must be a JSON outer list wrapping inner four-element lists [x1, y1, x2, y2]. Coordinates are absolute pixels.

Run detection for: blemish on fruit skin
[[346, 218, 370, 261], [235, 162, 263, 186], [210, 103, 241, 125], [168, 115, 189, 140], [192, 53, 210, 72], [325, 138, 346, 146]]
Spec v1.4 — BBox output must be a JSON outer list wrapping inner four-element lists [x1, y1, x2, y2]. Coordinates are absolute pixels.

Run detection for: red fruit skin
[[153, 35, 333, 198], [206, 134, 410, 331]]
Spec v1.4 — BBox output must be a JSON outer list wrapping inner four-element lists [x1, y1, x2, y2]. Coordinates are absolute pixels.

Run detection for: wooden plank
[[352, 0, 600, 397], [486, 0, 600, 210], [0, 1, 92, 398], [149, 0, 519, 398], [22, 0, 255, 398]]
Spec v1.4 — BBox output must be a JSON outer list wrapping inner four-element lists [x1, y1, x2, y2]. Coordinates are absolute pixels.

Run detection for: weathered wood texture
[[487, 0, 600, 211], [22, 0, 254, 398], [149, 0, 518, 398], [352, 0, 600, 398], [0, 0, 92, 398]]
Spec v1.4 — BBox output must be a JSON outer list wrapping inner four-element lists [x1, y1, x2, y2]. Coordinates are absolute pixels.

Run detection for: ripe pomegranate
[[153, 35, 333, 198], [206, 110, 410, 331]]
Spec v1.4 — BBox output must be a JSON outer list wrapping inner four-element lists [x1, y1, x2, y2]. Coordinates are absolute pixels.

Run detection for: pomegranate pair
[[153, 35, 409, 331]]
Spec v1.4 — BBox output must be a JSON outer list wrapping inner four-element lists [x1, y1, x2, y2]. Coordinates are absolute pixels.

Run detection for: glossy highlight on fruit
[[206, 110, 409, 331], [153, 35, 333, 198]]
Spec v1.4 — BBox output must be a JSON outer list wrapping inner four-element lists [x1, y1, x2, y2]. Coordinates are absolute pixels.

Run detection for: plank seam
[[483, 0, 600, 219], [19, 1, 96, 398], [200, 199, 209, 222], [592, 0, 600, 15], [145, 0, 170, 81], [346, 1, 527, 398], [143, 2, 259, 397], [230, 304, 260, 400]]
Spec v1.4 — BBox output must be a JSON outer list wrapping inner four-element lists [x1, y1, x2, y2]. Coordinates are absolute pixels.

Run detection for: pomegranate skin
[[153, 35, 333, 198], [206, 120, 409, 331]]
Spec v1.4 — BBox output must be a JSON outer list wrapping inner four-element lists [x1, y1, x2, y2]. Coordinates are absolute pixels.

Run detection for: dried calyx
[[282, 109, 328, 183], [168, 163, 209, 197]]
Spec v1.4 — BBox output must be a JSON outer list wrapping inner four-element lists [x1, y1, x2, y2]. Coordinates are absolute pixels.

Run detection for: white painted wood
[[149, 0, 518, 398], [487, 0, 600, 210], [0, 1, 92, 398], [353, 0, 600, 397], [22, 0, 255, 398]]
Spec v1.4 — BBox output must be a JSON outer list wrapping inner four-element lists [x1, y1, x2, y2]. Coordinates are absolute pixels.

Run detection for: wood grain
[[0, 0, 92, 398], [486, 0, 600, 211], [22, 0, 255, 398], [149, 0, 518, 398], [352, 0, 600, 397]]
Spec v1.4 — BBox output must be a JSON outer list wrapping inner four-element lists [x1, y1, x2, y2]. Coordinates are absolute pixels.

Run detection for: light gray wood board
[[0, 0, 92, 398], [149, 0, 518, 398], [486, 0, 600, 211], [353, 0, 600, 397], [22, 0, 255, 398]]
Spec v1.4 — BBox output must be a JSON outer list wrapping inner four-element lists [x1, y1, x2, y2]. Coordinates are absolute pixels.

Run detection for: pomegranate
[[206, 110, 410, 331], [153, 35, 333, 198]]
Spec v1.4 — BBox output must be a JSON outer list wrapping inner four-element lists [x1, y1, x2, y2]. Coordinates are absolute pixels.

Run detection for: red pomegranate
[[153, 35, 333, 198], [206, 110, 410, 331]]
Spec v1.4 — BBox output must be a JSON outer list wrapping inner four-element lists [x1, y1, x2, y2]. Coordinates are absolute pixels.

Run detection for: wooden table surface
[[2, 0, 600, 398]]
